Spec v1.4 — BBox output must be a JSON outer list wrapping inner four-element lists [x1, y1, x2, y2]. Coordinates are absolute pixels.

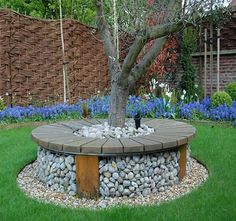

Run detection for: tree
[[0, 0, 96, 26], [95, 0, 228, 127]]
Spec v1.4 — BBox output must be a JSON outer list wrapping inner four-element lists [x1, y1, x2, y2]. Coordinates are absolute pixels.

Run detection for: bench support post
[[75, 155, 99, 198], [178, 144, 187, 181]]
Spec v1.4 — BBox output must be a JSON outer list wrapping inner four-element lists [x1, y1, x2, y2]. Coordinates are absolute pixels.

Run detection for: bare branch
[[95, 0, 118, 74], [127, 37, 167, 89], [120, 0, 182, 85]]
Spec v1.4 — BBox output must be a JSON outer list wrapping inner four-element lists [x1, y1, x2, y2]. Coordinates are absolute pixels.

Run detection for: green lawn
[[0, 123, 235, 221]]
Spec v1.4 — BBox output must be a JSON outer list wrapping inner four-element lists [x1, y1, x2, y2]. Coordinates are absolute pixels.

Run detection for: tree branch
[[127, 37, 167, 89], [120, 0, 183, 84], [95, 0, 119, 75]]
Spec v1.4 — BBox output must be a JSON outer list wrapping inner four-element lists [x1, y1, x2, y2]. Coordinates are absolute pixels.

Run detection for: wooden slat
[[179, 144, 187, 181], [102, 139, 123, 154], [75, 155, 99, 198]]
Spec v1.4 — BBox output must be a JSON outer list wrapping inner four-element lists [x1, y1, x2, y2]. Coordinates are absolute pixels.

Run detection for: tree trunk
[[109, 81, 129, 127]]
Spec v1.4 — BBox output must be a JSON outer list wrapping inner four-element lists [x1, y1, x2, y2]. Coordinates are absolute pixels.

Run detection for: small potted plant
[[134, 111, 141, 129]]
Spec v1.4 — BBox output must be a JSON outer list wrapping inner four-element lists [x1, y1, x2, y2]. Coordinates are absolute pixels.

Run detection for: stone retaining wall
[[36, 147, 77, 196], [36, 146, 192, 198]]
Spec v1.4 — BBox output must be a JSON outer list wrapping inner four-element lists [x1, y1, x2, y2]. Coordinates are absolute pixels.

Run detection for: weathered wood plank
[[120, 138, 144, 153], [32, 119, 195, 156], [130, 137, 162, 152], [76, 155, 99, 198], [179, 144, 187, 181], [80, 139, 107, 154], [102, 139, 123, 154], [143, 134, 177, 149], [63, 138, 97, 153]]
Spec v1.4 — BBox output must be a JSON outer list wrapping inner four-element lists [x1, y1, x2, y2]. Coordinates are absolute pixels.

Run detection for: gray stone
[[51, 183, 59, 190], [129, 186, 135, 191], [117, 161, 126, 170], [160, 156, 165, 164], [107, 182, 114, 188], [70, 184, 77, 192], [135, 174, 141, 179], [123, 189, 131, 195], [104, 172, 111, 178], [117, 176, 123, 183], [108, 164, 116, 173], [103, 177, 109, 184], [66, 163, 72, 171], [70, 172, 76, 180], [142, 188, 151, 196], [123, 180, 131, 187], [66, 156, 74, 164], [116, 191, 121, 197], [148, 167, 154, 176], [69, 191, 76, 196], [109, 188, 116, 195], [159, 187, 165, 192], [133, 156, 140, 163], [154, 167, 160, 175], [120, 171, 126, 178], [127, 172, 134, 180], [124, 168, 130, 173], [118, 185, 124, 193], [131, 181, 138, 188], [112, 172, 119, 179], [110, 177, 116, 183]]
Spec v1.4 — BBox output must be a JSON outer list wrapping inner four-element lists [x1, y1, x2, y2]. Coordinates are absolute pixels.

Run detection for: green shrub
[[211, 91, 232, 107], [0, 96, 6, 111], [179, 27, 197, 102], [225, 81, 236, 100]]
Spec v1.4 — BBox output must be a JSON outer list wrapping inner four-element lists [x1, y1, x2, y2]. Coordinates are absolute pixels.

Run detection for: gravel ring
[[17, 158, 208, 210]]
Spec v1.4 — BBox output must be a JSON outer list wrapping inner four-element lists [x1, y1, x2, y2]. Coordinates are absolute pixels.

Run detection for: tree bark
[[109, 76, 129, 128]]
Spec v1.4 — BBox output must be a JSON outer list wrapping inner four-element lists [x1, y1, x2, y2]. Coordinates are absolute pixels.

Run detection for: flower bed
[[0, 96, 236, 123]]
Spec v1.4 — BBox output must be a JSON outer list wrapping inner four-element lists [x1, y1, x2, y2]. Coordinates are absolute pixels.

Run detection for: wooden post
[[210, 22, 213, 95], [217, 28, 220, 92], [204, 28, 207, 99], [75, 155, 99, 198], [178, 144, 187, 181]]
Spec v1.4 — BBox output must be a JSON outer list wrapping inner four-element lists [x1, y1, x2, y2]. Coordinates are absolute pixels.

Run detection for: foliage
[[1, 95, 236, 124], [211, 91, 233, 107], [179, 27, 198, 102], [179, 98, 236, 121], [225, 81, 236, 101], [0, 103, 82, 123], [136, 36, 179, 94], [0, 0, 96, 26], [0, 96, 6, 111]]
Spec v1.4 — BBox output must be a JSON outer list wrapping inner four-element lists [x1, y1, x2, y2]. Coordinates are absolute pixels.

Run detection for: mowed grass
[[0, 123, 235, 221]]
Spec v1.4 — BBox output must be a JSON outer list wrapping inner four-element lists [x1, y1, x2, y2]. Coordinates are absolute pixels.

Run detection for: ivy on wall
[[179, 27, 198, 101]]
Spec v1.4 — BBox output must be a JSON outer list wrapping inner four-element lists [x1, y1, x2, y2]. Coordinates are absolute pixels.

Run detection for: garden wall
[[1, 8, 236, 106], [0, 9, 109, 106], [190, 9, 236, 96]]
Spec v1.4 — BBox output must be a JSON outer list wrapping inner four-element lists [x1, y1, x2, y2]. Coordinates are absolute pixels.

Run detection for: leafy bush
[[179, 27, 198, 101], [211, 91, 232, 107], [0, 97, 6, 111], [225, 81, 236, 100]]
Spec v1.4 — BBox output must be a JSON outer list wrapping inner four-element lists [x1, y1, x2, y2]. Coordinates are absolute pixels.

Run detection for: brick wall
[[0, 9, 109, 106], [192, 55, 236, 96], [0, 8, 236, 106]]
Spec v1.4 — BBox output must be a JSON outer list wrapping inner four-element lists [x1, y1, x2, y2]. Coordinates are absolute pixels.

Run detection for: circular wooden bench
[[32, 118, 196, 197]]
